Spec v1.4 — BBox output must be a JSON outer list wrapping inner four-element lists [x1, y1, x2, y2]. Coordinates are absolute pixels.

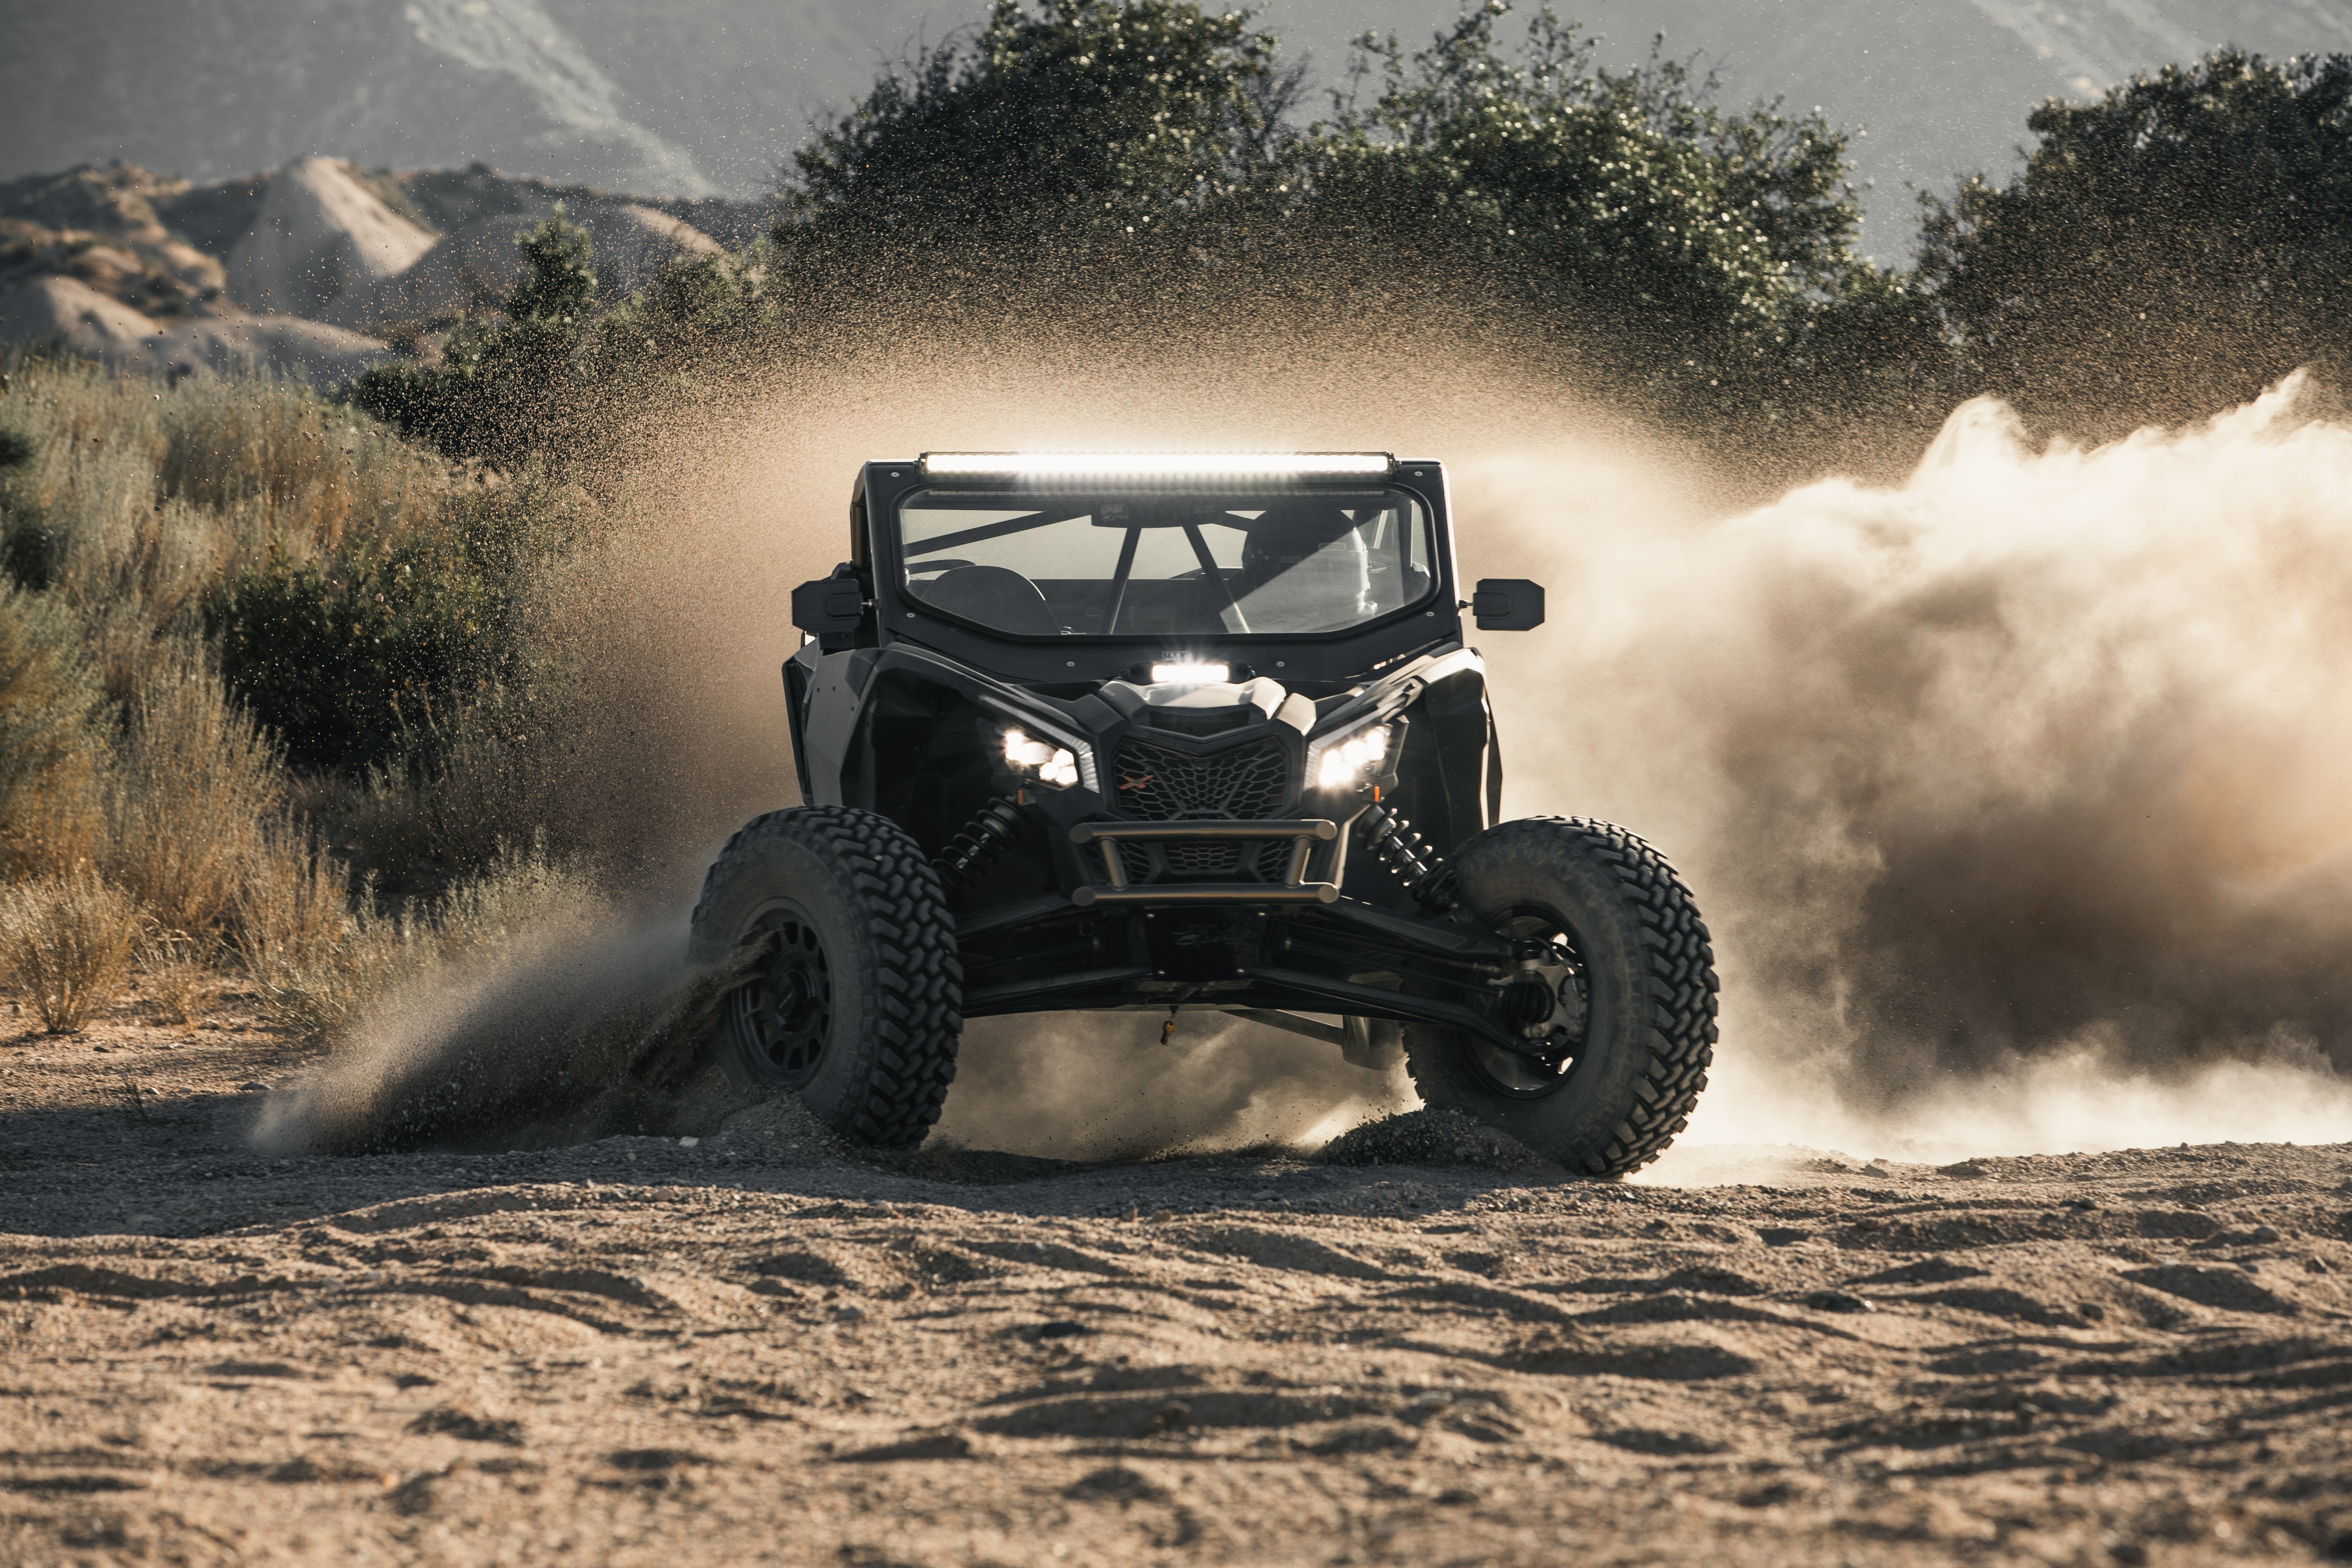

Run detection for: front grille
[[1113, 735, 1291, 821], [1142, 705, 1256, 737], [1110, 732, 1295, 882], [1170, 841, 1239, 873]]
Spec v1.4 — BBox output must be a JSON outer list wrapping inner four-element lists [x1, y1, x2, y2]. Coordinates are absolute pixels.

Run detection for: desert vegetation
[[348, 5, 2352, 474], [0, 342, 595, 1036]]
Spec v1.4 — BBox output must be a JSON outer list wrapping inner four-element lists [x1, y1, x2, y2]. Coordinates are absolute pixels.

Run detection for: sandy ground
[[4, 996, 2351, 1567]]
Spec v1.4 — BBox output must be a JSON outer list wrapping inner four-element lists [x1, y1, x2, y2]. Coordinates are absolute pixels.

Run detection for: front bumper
[[1066, 818, 1341, 907]]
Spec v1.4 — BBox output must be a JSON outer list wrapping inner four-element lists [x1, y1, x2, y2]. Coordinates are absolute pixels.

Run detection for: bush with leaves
[[756, 0, 1933, 442], [1293, 3, 1941, 422], [784, 0, 1292, 259], [1920, 49, 2352, 434], [208, 531, 507, 771], [344, 215, 599, 462], [206, 457, 588, 776]]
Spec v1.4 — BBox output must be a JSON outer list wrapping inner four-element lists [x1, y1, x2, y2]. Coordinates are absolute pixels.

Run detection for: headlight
[[1310, 721, 1392, 790], [1002, 727, 1082, 789]]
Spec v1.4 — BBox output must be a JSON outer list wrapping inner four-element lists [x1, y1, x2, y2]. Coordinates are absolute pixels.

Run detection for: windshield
[[894, 489, 1436, 638]]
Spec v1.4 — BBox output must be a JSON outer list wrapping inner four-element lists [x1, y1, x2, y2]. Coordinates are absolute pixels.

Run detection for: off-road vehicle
[[691, 452, 1716, 1175]]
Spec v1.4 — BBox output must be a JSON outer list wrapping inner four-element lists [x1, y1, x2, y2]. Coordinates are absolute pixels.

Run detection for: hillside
[[5, 0, 2348, 259], [0, 159, 771, 384]]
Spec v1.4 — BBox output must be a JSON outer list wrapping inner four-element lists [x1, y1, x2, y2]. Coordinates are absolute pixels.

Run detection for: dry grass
[[2, 347, 447, 584], [0, 579, 111, 878], [232, 832, 593, 1046], [429, 835, 595, 959], [158, 371, 445, 555], [0, 864, 141, 1033], [232, 832, 405, 1045], [0, 350, 601, 1047], [349, 693, 559, 879], [103, 651, 281, 935], [133, 926, 212, 1024]]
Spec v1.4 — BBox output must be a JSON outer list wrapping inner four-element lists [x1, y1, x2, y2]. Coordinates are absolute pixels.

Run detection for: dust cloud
[[291, 322, 2352, 1164], [253, 908, 751, 1156], [931, 1011, 1413, 1161], [1466, 374, 2352, 1157]]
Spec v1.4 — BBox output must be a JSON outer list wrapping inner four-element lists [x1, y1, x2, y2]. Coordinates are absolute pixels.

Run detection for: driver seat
[[917, 565, 1062, 635]]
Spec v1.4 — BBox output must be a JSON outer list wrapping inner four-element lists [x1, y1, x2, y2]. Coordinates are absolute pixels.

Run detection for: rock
[[0, 273, 163, 356], [227, 158, 435, 319], [1802, 1289, 1874, 1313], [149, 313, 397, 385], [356, 199, 720, 329], [1318, 1108, 1555, 1173], [0, 273, 392, 385]]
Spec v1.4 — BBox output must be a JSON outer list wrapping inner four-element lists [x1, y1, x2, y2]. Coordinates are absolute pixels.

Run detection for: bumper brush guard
[[1067, 819, 1341, 906]]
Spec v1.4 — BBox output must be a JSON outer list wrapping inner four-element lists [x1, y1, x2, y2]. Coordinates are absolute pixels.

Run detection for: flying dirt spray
[[262, 352, 2352, 1163], [1471, 376, 2352, 1158]]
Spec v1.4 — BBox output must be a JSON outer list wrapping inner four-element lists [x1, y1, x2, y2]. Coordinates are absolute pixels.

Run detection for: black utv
[[690, 452, 1716, 1176]]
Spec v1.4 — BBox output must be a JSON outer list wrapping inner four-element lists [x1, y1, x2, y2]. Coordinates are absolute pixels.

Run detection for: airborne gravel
[[4, 1004, 2351, 1566]]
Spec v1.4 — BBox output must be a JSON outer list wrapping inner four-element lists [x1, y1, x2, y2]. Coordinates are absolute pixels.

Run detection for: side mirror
[[791, 563, 867, 649], [1472, 578, 1545, 631]]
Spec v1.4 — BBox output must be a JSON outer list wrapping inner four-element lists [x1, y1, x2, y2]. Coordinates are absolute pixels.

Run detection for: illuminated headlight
[[1002, 727, 1081, 789], [1150, 661, 1229, 686], [1312, 723, 1391, 790]]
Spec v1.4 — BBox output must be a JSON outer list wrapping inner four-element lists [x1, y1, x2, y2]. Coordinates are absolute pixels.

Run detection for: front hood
[[1098, 675, 1316, 735]]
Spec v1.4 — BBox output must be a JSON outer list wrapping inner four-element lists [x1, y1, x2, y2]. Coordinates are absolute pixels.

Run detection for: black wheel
[[1405, 817, 1716, 1177], [688, 805, 963, 1148]]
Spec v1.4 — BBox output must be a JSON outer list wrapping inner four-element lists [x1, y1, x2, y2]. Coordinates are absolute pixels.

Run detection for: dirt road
[[4, 1005, 2350, 1566]]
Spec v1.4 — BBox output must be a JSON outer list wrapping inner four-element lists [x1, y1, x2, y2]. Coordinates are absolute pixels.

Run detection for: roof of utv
[[854, 453, 1464, 688]]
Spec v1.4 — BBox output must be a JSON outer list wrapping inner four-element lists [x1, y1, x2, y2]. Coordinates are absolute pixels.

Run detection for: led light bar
[[1151, 662, 1231, 686], [920, 451, 1394, 482]]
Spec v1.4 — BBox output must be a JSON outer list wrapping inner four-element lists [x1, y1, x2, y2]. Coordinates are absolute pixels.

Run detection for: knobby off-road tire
[[688, 806, 962, 1149], [1405, 817, 1717, 1177]]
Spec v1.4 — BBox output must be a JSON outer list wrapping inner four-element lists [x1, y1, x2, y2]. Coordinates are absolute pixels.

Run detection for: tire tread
[[690, 805, 962, 1149], [1404, 815, 1717, 1178]]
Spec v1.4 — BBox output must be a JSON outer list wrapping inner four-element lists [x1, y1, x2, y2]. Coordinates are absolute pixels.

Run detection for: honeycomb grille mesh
[[1110, 734, 1294, 882], [1112, 736, 1290, 822]]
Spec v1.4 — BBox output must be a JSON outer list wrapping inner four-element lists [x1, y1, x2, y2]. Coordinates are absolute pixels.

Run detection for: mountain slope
[[4, 0, 2347, 259]]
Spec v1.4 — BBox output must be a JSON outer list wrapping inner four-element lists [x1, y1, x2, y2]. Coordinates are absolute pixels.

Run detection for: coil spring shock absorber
[[933, 796, 1025, 895], [1359, 801, 1454, 909]]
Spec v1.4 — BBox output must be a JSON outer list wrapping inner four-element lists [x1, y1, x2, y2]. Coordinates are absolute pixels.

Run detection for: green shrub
[[344, 217, 598, 462], [1921, 49, 2352, 435], [346, 682, 557, 882], [209, 531, 507, 770]]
